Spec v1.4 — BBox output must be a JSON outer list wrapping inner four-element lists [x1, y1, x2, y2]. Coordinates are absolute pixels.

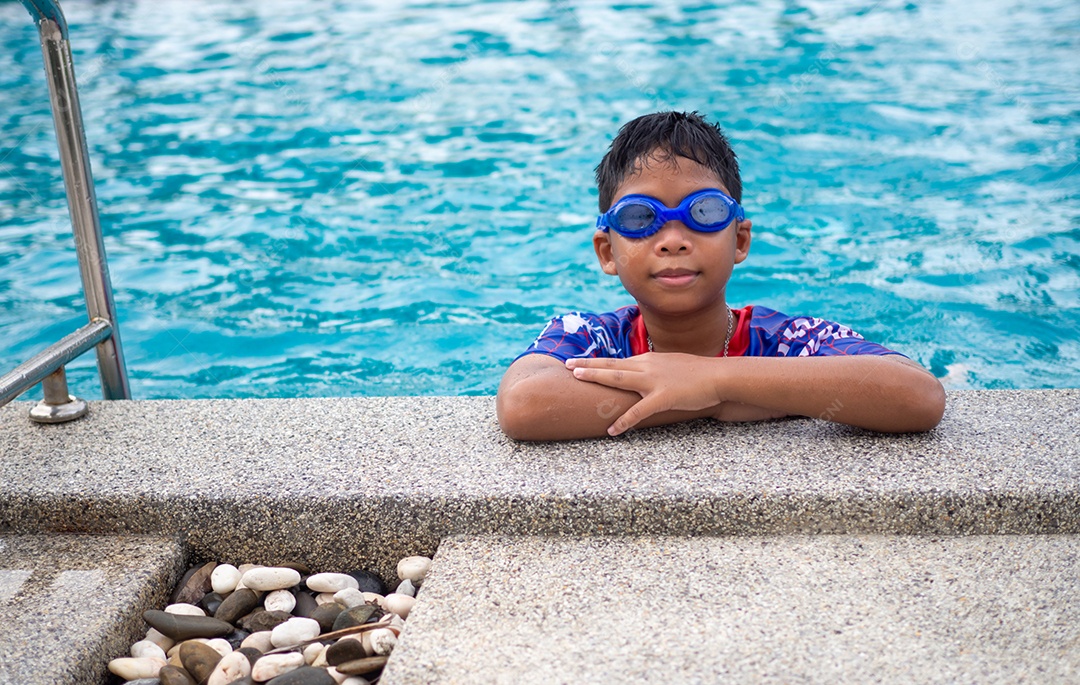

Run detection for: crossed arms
[[497, 352, 946, 441]]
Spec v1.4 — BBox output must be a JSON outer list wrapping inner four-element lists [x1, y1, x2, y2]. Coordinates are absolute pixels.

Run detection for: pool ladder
[[0, 0, 130, 422]]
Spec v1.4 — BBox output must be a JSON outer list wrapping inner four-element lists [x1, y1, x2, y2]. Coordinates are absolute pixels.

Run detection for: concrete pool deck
[[0, 389, 1077, 682]]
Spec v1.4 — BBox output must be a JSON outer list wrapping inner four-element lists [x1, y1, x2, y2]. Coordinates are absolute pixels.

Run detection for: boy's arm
[[497, 354, 787, 441], [566, 353, 945, 436]]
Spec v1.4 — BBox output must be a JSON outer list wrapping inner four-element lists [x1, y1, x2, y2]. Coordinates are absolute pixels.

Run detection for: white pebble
[[381, 592, 415, 619], [241, 567, 301, 592], [367, 628, 397, 656], [144, 627, 174, 652], [240, 630, 274, 653], [165, 602, 205, 616], [130, 639, 166, 660], [361, 592, 384, 604], [315, 592, 339, 605], [303, 641, 323, 664], [250, 652, 304, 681], [306, 572, 359, 593], [326, 666, 349, 683], [396, 556, 432, 584], [207, 650, 251, 685], [107, 657, 165, 680], [205, 638, 233, 657], [333, 588, 366, 609], [310, 644, 329, 668], [341, 678, 370, 685], [264, 588, 297, 613], [395, 578, 416, 598], [271, 616, 321, 647], [237, 563, 262, 573], [211, 563, 242, 594]]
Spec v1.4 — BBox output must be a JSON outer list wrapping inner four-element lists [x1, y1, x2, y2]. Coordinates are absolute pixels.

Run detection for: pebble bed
[[106, 556, 432, 685]]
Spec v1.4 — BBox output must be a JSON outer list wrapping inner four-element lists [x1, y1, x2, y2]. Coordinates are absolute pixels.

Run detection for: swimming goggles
[[596, 188, 745, 239]]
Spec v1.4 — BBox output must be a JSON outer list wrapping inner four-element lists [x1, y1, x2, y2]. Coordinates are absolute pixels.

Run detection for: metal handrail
[[0, 0, 130, 422]]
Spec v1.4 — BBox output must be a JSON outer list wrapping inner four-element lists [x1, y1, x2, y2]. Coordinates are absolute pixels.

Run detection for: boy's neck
[[638, 301, 734, 357]]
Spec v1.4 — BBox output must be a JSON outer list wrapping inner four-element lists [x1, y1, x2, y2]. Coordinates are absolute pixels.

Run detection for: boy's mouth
[[653, 268, 699, 286]]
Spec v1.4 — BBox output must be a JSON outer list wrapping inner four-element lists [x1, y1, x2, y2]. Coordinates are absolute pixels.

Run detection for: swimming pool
[[1, 0, 1077, 399]]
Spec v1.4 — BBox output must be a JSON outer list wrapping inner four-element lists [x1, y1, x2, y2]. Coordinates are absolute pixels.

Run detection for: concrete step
[[384, 534, 1080, 684], [0, 534, 184, 685]]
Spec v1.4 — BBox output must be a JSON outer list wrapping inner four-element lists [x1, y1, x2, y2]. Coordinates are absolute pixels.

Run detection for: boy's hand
[[566, 353, 725, 436]]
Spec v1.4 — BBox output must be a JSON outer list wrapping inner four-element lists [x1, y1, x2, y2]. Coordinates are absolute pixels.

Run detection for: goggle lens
[[689, 194, 731, 227], [614, 204, 656, 231]]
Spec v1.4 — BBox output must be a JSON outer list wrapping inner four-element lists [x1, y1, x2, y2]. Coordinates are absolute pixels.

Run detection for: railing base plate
[[29, 395, 88, 423]]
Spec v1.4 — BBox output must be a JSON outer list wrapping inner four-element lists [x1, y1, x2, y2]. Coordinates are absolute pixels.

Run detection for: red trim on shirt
[[631, 305, 753, 357]]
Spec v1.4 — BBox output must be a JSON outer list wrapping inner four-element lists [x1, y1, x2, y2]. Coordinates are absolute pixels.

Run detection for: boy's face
[[593, 152, 752, 316]]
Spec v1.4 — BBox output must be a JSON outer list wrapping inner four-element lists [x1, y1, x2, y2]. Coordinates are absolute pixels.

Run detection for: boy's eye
[[616, 204, 655, 230]]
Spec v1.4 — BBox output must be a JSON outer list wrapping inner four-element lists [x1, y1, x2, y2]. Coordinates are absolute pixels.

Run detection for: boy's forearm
[[498, 369, 713, 441], [717, 355, 945, 432]]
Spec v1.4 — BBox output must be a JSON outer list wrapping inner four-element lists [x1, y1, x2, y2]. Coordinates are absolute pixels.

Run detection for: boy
[[497, 111, 945, 441]]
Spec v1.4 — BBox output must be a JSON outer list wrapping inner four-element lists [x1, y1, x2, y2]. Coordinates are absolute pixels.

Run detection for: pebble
[[347, 570, 385, 596], [211, 563, 242, 594], [265, 665, 336, 685], [251, 652, 305, 681], [315, 593, 339, 605], [396, 556, 432, 585], [333, 588, 366, 609], [242, 567, 302, 592], [206, 637, 234, 657], [216, 588, 261, 624], [325, 636, 366, 666], [265, 589, 297, 613], [381, 593, 415, 619], [200, 591, 226, 615], [108, 656, 166, 680], [173, 562, 216, 605], [240, 609, 294, 633], [341, 678, 369, 685], [394, 579, 416, 598], [306, 573, 359, 593], [241, 630, 274, 653], [131, 639, 168, 660], [166, 602, 207, 616], [334, 656, 388, 676], [303, 642, 324, 664], [145, 610, 234, 640], [271, 617, 322, 647], [158, 665, 197, 685], [207, 650, 252, 685], [180, 640, 223, 683], [293, 591, 318, 618], [366, 628, 397, 656], [238, 647, 263, 666], [331, 604, 381, 632], [310, 603, 344, 633], [145, 627, 176, 652]]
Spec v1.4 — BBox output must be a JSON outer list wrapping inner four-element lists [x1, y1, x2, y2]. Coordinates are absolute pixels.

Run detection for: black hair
[[594, 111, 742, 211]]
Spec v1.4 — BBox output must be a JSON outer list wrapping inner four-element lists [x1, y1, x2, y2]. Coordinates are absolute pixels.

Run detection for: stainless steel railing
[[0, 0, 130, 422]]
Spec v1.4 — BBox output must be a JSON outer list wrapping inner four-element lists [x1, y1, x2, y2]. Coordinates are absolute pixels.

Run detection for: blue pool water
[[1, 0, 1078, 399]]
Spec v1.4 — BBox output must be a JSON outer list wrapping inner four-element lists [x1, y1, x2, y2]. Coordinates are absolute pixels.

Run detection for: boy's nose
[[654, 220, 693, 253]]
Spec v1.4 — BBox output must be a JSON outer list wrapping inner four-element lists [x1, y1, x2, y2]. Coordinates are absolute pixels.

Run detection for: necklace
[[647, 307, 734, 357]]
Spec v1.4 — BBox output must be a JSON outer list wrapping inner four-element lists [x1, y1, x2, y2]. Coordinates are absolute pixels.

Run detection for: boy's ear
[[733, 218, 752, 264], [593, 231, 619, 275]]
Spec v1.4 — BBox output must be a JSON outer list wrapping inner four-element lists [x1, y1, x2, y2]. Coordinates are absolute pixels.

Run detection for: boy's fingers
[[608, 396, 664, 436], [570, 366, 643, 391]]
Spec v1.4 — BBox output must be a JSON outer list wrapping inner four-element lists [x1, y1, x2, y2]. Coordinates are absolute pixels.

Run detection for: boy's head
[[595, 111, 742, 212]]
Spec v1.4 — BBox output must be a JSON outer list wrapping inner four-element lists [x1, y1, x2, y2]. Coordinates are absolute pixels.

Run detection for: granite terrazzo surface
[[384, 534, 1080, 684], [1, 391, 1078, 580], [0, 534, 185, 685]]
